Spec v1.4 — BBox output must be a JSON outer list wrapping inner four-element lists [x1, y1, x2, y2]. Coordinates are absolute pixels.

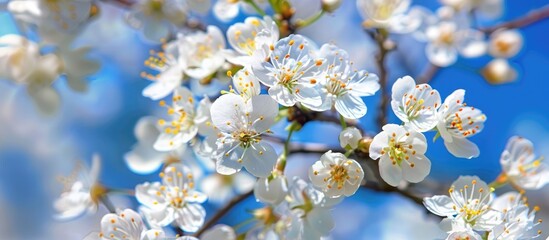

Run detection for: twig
[[371, 29, 390, 130], [193, 190, 254, 237], [361, 182, 423, 205], [417, 63, 440, 84], [480, 6, 549, 34]]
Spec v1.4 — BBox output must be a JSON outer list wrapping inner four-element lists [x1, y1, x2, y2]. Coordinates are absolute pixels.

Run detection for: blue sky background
[[0, 0, 548, 239]]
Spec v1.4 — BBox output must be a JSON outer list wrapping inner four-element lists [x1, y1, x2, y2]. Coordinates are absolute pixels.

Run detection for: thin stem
[[296, 10, 325, 29], [339, 114, 347, 129], [481, 6, 549, 34], [277, 121, 298, 171], [100, 196, 116, 213], [361, 182, 423, 205], [193, 190, 254, 237], [244, 0, 267, 16]]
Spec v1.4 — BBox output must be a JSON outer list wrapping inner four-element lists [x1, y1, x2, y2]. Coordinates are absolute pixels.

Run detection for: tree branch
[[480, 6, 549, 34], [193, 190, 254, 237], [370, 29, 390, 131]]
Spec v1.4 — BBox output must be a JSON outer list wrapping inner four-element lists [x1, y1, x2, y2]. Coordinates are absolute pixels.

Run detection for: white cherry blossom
[[489, 192, 541, 240], [339, 127, 362, 150], [254, 174, 288, 205], [500, 136, 549, 190], [200, 172, 255, 205], [154, 87, 214, 151], [213, 0, 267, 22], [142, 38, 185, 100], [391, 75, 441, 132], [309, 151, 364, 198], [356, 0, 426, 33], [481, 58, 518, 85], [369, 124, 431, 187], [210, 93, 279, 178], [424, 19, 486, 67], [251, 34, 323, 109], [285, 177, 336, 240], [86, 209, 166, 240], [436, 89, 486, 159], [314, 43, 380, 119], [488, 29, 523, 59], [126, 0, 210, 41], [124, 116, 186, 174], [225, 16, 279, 66], [136, 163, 207, 232], [423, 176, 502, 231], [54, 154, 101, 220], [179, 26, 226, 80], [230, 67, 261, 101]]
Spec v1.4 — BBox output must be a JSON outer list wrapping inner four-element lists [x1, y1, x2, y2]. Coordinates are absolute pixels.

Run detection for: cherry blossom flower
[[54, 154, 102, 220], [224, 16, 279, 66], [356, 0, 426, 33], [436, 89, 486, 159], [136, 163, 207, 232], [229, 67, 261, 101], [285, 177, 336, 240], [424, 19, 486, 67], [179, 26, 226, 80], [499, 136, 549, 190], [126, 0, 210, 41], [488, 192, 541, 240], [423, 176, 502, 231], [488, 29, 523, 59], [210, 93, 279, 177], [142, 38, 185, 100], [200, 172, 255, 205], [251, 34, 323, 109], [339, 127, 362, 150], [124, 116, 186, 174], [153, 87, 214, 151], [0, 34, 62, 113], [86, 209, 166, 240], [391, 76, 441, 132], [481, 58, 518, 85], [213, 0, 267, 22], [369, 124, 431, 187], [254, 174, 289, 205], [314, 43, 380, 119], [309, 151, 364, 197]]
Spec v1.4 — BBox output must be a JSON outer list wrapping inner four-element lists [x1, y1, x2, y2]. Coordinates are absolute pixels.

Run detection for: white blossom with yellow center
[[313, 43, 380, 119], [179, 26, 226, 80], [391, 75, 441, 132], [229, 67, 261, 101], [127, 0, 210, 41], [424, 20, 486, 67], [489, 192, 541, 240], [224, 16, 279, 66], [136, 163, 207, 232], [500, 136, 549, 190], [251, 34, 324, 109], [153, 87, 214, 151], [309, 151, 364, 198], [142, 38, 185, 100], [356, 0, 427, 33], [488, 29, 523, 59], [85, 209, 166, 240], [210, 93, 279, 177], [423, 176, 502, 231], [369, 124, 431, 187], [436, 89, 486, 159]]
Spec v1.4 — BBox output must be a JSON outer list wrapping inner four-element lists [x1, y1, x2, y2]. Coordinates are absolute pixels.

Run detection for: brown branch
[[481, 6, 549, 34], [361, 182, 423, 205], [371, 30, 390, 131], [193, 190, 254, 237], [417, 63, 440, 85]]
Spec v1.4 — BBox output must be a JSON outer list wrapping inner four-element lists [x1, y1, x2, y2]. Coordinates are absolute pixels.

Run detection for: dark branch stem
[[371, 29, 390, 131], [480, 6, 549, 34], [193, 190, 254, 237]]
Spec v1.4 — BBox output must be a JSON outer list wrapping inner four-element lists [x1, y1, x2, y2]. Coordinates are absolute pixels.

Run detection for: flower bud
[[339, 127, 362, 150], [481, 58, 517, 85], [488, 29, 523, 58], [322, 0, 342, 13], [357, 137, 373, 154]]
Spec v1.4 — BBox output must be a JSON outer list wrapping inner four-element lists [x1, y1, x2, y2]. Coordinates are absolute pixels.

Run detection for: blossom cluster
[[1, 0, 547, 239]]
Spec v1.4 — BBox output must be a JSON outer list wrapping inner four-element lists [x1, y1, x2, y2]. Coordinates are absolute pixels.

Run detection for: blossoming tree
[[1, 0, 549, 239]]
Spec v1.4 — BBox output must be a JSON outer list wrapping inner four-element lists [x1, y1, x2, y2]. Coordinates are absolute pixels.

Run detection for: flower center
[[448, 180, 490, 225], [325, 76, 348, 97], [327, 164, 349, 190], [518, 157, 544, 176], [234, 130, 261, 148], [148, 0, 164, 13], [382, 133, 416, 168], [438, 31, 455, 45]]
